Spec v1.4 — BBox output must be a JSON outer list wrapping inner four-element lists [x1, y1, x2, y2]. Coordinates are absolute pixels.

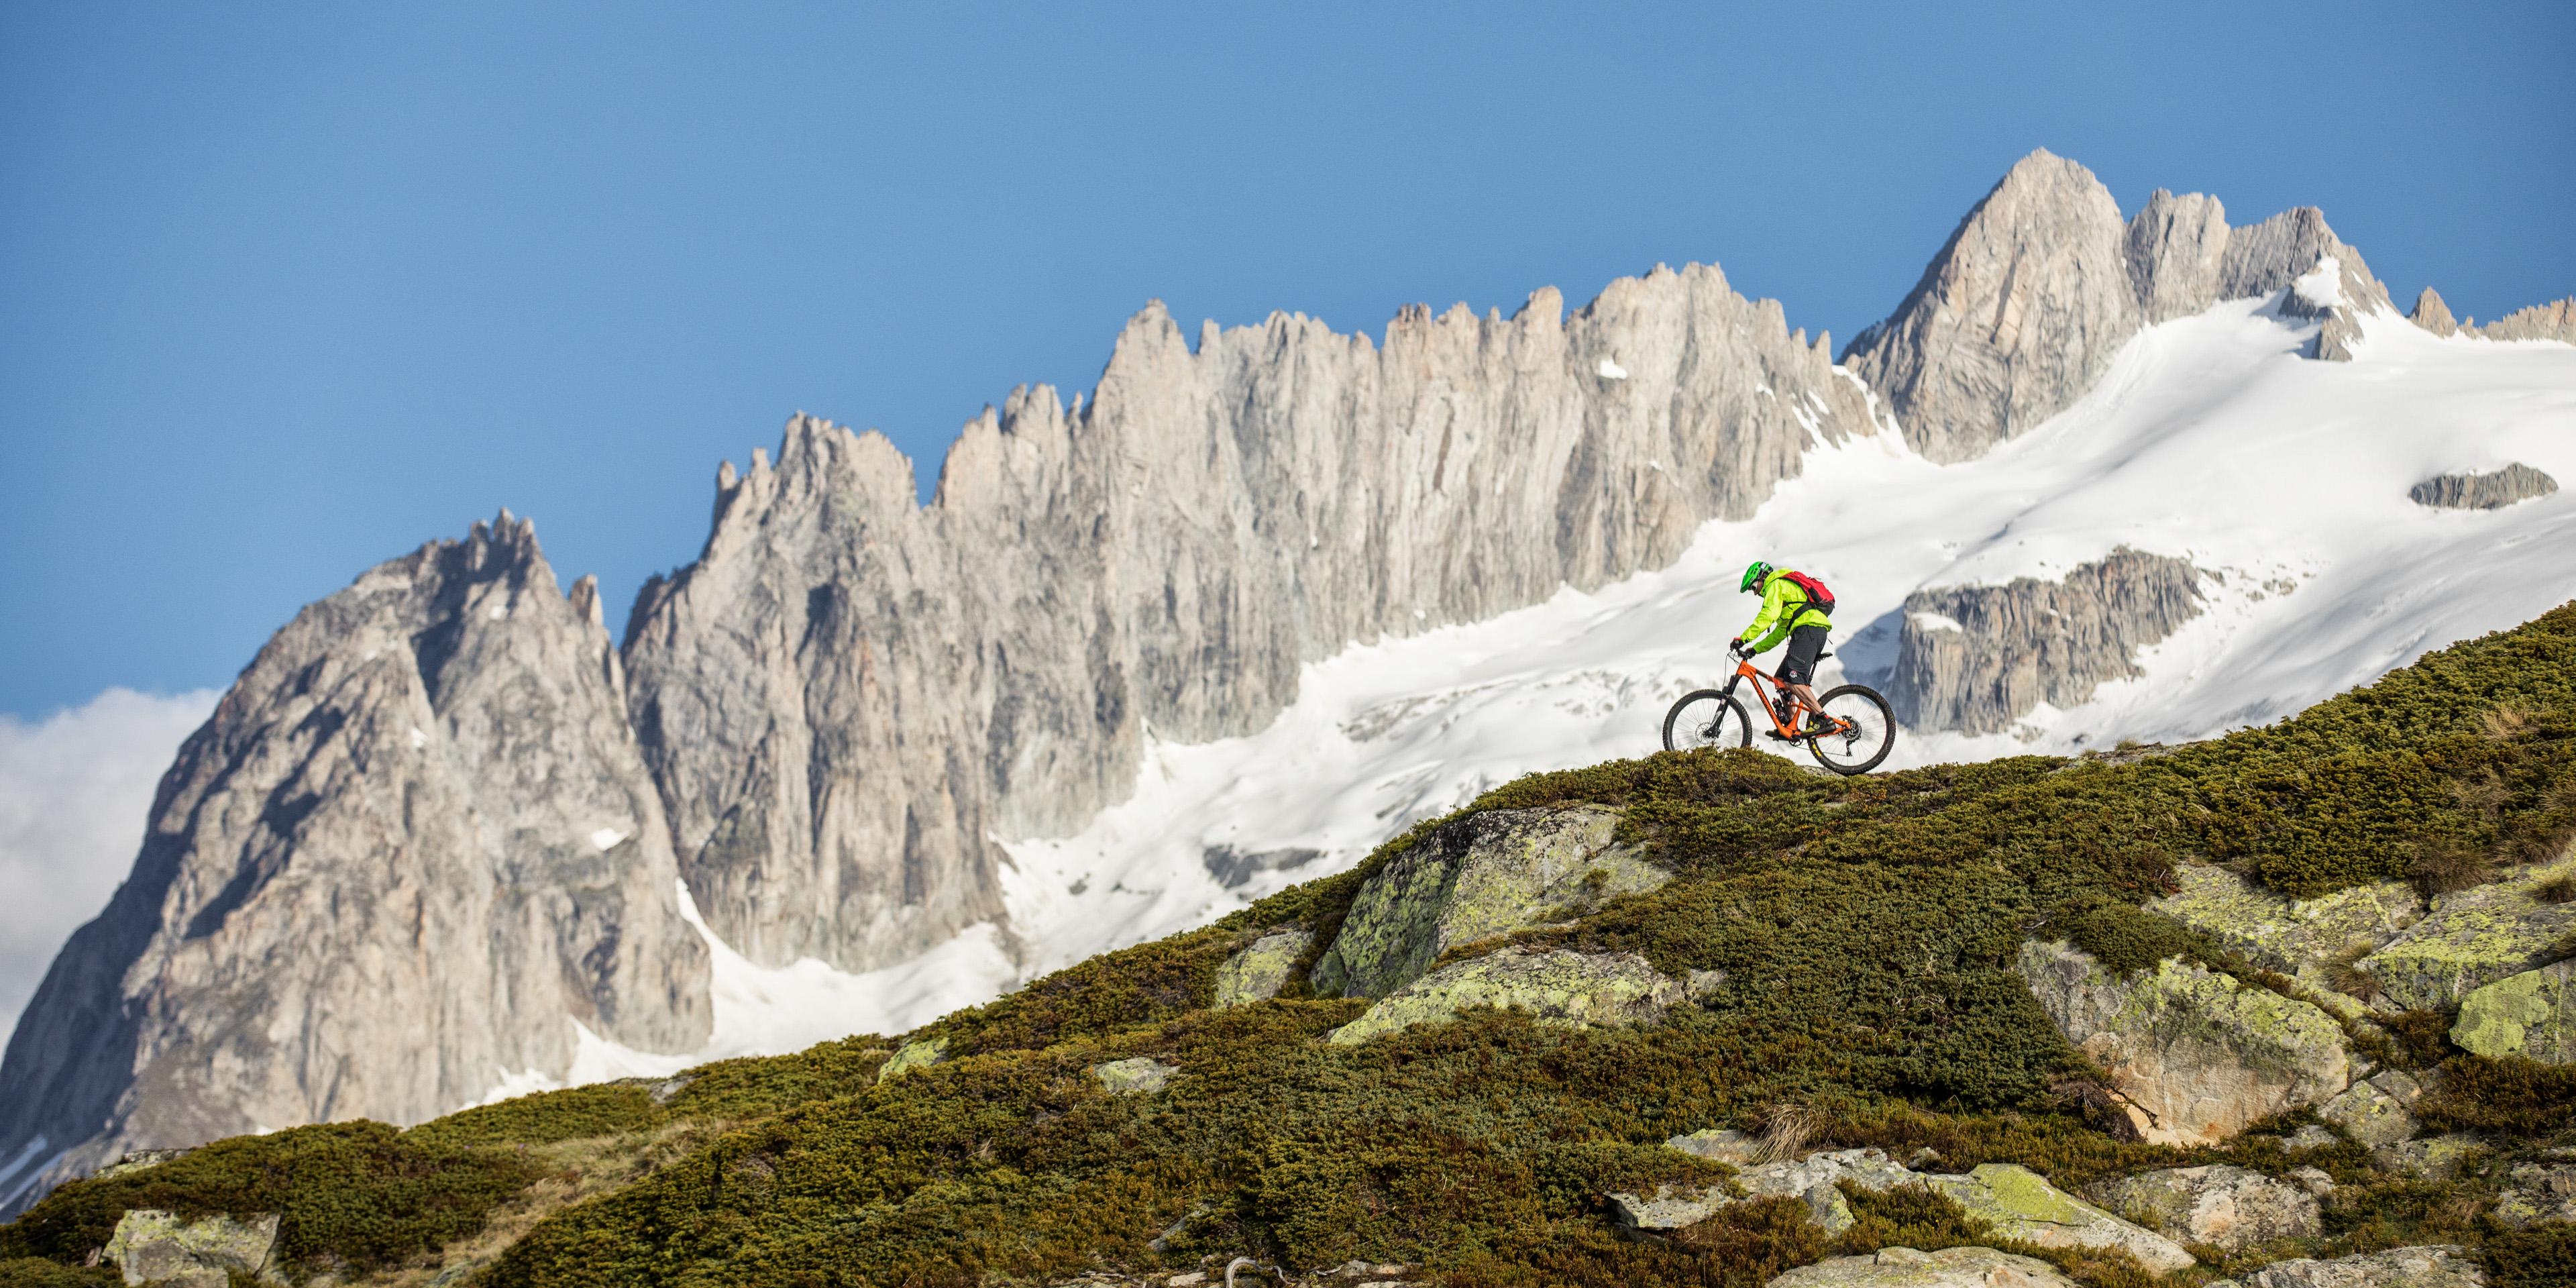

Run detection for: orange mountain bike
[[1662, 646, 1896, 775]]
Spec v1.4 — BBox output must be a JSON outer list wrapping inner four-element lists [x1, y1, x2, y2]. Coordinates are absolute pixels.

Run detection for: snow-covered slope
[[549, 292, 2576, 1085]]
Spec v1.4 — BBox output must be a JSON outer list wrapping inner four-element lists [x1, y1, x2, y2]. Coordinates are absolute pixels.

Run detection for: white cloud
[[0, 689, 218, 1048]]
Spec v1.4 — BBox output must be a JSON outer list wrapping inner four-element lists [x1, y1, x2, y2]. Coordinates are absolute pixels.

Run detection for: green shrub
[[405, 1082, 661, 1150]]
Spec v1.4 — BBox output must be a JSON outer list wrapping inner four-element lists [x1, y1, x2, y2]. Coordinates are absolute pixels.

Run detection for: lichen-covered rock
[[2082, 1164, 2321, 1252], [1666, 1128, 1761, 1165], [2316, 1071, 2422, 1148], [2357, 855, 2576, 1011], [1766, 1246, 2078, 1288], [1311, 807, 1666, 999], [1326, 948, 1684, 1046], [2285, 1124, 2341, 1152], [2370, 1132, 2482, 1181], [1611, 1148, 1919, 1237], [1213, 930, 1313, 1008], [2494, 1162, 2576, 1226], [1921, 1164, 2194, 1273], [2409, 464, 2560, 511], [2239, 1245, 2483, 1287], [105, 1209, 282, 1288], [2015, 941, 2350, 1144], [1091, 1057, 1178, 1095], [2149, 863, 2422, 1016], [875, 1034, 947, 1083], [2453, 958, 2576, 1063]]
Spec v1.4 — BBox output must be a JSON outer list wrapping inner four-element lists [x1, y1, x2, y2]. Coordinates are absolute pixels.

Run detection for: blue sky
[[3, 1, 2571, 718]]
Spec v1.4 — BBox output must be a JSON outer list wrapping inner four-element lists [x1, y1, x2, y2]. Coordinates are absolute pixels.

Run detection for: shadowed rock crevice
[[1889, 547, 2205, 735]]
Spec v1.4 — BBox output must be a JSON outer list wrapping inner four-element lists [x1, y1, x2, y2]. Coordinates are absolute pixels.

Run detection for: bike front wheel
[[1663, 689, 1752, 753], [1807, 684, 1896, 775]]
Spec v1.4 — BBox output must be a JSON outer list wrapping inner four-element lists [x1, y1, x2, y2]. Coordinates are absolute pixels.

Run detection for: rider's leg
[[1777, 624, 1831, 727]]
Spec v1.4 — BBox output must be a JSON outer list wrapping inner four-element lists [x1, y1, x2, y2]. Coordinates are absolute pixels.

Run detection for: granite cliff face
[[0, 516, 710, 1212], [623, 272, 1884, 971], [1890, 548, 2206, 736], [1843, 151, 2394, 462]]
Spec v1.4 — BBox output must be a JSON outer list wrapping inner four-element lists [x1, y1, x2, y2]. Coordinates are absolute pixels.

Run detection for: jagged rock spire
[[0, 514, 709, 1215]]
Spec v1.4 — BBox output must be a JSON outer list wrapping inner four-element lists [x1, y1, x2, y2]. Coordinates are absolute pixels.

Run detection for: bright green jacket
[[1739, 573, 1831, 653]]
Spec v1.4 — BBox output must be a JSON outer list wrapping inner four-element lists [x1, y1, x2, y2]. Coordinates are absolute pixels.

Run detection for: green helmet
[[1739, 559, 1773, 594]]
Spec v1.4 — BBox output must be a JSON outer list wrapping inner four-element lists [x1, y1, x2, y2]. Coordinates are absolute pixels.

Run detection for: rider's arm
[[1739, 579, 1796, 653]]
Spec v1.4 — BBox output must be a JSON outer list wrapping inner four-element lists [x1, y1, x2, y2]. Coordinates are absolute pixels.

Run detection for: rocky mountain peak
[[2409, 286, 2459, 336], [1844, 152, 2399, 460], [0, 513, 710, 1214], [1840, 149, 2141, 463]]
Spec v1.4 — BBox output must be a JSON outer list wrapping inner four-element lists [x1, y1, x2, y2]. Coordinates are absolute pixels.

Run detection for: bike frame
[[1720, 653, 1846, 739]]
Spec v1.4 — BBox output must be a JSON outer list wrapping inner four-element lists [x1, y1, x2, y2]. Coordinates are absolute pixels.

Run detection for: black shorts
[[1776, 623, 1829, 687]]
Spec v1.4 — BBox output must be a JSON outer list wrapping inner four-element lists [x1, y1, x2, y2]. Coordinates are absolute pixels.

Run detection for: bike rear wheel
[[1663, 689, 1752, 752], [1807, 684, 1896, 775]]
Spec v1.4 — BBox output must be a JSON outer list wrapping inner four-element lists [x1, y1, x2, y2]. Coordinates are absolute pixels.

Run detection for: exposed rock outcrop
[[1213, 930, 1313, 1008], [1766, 1247, 2077, 1288], [2494, 1161, 2576, 1226], [1310, 806, 1666, 999], [2475, 297, 2576, 344], [2356, 853, 2576, 1011], [1843, 154, 2396, 461], [1091, 1057, 1178, 1095], [1611, 1147, 1921, 1237], [624, 270, 1882, 974], [2410, 287, 2459, 337], [1922, 1164, 2194, 1273], [2409, 463, 2561, 510], [105, 1208, 282, 1288], [0, 515, 710, 1216], [2316, 1071, 2423, 1149], [2149, 863, 2423, 1018], [2453, 959, 2576, 1064], [1324, 947, 1698, 1046], [2015, 941, 2349, 1145], [2084, 1164, 2321, 1252], [1890, 548, 2204, 735], [2237, 1246, 2483, 1288]]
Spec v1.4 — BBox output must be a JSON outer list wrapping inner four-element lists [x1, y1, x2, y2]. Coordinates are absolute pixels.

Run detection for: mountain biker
[[1729, 560, 1835, 738]]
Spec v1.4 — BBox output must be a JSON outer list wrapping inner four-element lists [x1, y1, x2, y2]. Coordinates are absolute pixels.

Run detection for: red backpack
[[1780, 570, 1835, 616]]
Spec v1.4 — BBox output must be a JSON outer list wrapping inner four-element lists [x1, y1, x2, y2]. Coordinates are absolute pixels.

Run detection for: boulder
[[2284, 1125, 2341, 1152], [2357, 855, 2576, 1011], [1092, 1057, 1178, 1095], [2015, 941, 2350, 1144], [2237, 1245, 2482, 1287], [1666, 1128, 1762, 1165], [104, 1209, 282, 1288], [1611, 1148, 1922, 1237], [1213, 930, 1313, 1008], [1921, 1164, 2195, 1273], [2081, 1164, 2321, 1252], [1310, 807, 1668, 1000], [2451, 959, 2576, 1064], [2494, 1162, 2576, 1226], [875, 1034, 947, 1083], [2315, 1071, 2422, 1148], [2149, 863, 2422, 1016], [1766, 1246, 2078, 1288], [1326, 948, 1697, 1046], [2370, 1133, 2481, 1181]]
